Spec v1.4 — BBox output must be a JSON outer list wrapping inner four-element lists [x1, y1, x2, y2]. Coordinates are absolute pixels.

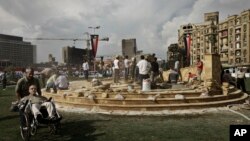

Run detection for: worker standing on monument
[[82, 59, 89, 80], [136, 55, 151, 88], [113, 55, 120, 83], [124, 55, 130, 81], [196, 58, 203, 82]]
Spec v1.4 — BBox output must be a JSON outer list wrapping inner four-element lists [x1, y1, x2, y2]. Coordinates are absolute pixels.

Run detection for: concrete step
[[44, 92, 248, 111]]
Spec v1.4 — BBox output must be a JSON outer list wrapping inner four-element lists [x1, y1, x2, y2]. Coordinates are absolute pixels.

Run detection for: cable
[[227, 104, 250, 121]]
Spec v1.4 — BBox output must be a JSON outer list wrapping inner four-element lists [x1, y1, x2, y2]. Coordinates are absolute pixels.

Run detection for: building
[[218, 10, 250, 67], [122, 39, 137, 58], [178, 12, 219, 66], [178, 10, 250, 67], [0, 34, 37, 68], [62, 46, 91, 66]]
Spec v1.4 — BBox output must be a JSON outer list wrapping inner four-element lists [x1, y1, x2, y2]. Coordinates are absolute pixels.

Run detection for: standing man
[[2, 71, 7, 90], [137, 55, 151, 88], [124, 55, 130, 81], [196, 58, 203, 82], [15, 67, 41, 101], [236, 68, 246, 92], [174, 59, 182, 81], [130, 57, 137, 82], [113, 55, 120, 83], [100, 57, 105, 76], [82, 60, 89, 80], [150, 57, 159, 84]]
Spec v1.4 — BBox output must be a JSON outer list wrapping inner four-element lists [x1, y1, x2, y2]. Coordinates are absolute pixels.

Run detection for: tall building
[[0, 34, 36, 67], [218, 10, 250, 67], [62, 46, 91, 66], [122, 39, 137, 58], [178, 10, 250, 67], [178, 12, 220, 66]]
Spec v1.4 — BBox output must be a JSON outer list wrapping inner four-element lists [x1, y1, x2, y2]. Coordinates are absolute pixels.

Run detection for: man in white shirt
[[46, 72, 58, 93], [124, 55, 130, 81], [82, 60, 89, 80], [136, 55, 151, 88], [113, 56, 120, 83], [55, 74, 69, 90]]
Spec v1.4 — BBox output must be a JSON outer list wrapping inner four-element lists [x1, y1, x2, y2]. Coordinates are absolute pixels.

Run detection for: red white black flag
[[90, 34, 99, 58], [186, 34, 191, 59]]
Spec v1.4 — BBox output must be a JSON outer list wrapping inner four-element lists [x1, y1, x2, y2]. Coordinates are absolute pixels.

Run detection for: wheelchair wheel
[[30, 119, 37, 136], [20, 113, 30, 141]]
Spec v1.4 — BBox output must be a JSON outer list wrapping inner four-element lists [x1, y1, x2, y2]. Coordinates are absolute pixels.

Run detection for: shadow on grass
[[0, 115, 19, 122], [30, 119, 106, 141]]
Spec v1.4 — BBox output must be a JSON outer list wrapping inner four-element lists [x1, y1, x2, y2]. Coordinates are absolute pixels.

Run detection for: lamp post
[[83, 32, 91, 62]]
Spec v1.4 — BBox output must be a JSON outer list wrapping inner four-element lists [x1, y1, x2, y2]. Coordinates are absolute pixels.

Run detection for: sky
[[0, 0, 250, 63]]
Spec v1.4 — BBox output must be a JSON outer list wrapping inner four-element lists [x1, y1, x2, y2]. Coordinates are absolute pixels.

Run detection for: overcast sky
[[0, 0, 250, 63]]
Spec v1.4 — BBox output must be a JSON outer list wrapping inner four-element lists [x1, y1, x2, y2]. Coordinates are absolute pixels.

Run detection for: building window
[[230, 51, 234, 56], [236, 50, 241, 56], [244, 58, 247, 63], [236, 58, 241, 63], [236, 43, 241, 49], [243, 50, 247, 57], [229, 28, 233, 35], [243, 42, 247, 47], [236, 19, 241, 25], [243, 24, 247, 32], [236, 35, 240, 41]]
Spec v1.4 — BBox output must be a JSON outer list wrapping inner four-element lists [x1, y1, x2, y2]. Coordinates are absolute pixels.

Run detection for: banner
[[183, 34, 191, 65], [90, 34, 99, 58], [186, 34, 191, 59]]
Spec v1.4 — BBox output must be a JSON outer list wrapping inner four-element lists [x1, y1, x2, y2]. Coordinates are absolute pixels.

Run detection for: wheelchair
[[19, 98, 62, 141]]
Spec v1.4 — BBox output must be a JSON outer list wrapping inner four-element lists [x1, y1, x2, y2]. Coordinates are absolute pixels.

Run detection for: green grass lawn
[[1, 87, 250, 141]]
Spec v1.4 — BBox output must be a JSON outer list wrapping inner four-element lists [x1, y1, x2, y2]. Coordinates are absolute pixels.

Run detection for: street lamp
[[83, 32, 91, 62], [88, 26, 100, 34]]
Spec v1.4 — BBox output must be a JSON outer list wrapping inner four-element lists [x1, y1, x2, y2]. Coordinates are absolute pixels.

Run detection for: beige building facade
[[178, 12, 219, 66], [178, 10, 250, 67], [122, 38, 137, 59], [218, 10, 250, 67]]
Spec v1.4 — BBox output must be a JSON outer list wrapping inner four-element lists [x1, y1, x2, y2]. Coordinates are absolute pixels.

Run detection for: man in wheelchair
[[19, 84, 62, 124]]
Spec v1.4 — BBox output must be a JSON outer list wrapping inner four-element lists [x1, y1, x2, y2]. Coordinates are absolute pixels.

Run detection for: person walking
[[82, 60, 89, 80]]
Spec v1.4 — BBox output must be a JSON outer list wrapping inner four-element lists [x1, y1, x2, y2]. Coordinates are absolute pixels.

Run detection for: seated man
[[187, 72, 197, 83], [46, 72, 58, 93], [19, 85, 60, 123], [55, 74, 69, 90], [222, 70, 235, 86], [168, 68, 179, 84]]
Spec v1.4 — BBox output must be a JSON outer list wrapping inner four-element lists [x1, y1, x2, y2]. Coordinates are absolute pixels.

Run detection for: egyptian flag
[[186, 34, 191, 59], [90, 34, 99, 58]]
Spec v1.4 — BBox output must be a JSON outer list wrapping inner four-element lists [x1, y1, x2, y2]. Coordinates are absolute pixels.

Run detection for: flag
[[186, 34, 191, 59], [90, 34, 99, 58]]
